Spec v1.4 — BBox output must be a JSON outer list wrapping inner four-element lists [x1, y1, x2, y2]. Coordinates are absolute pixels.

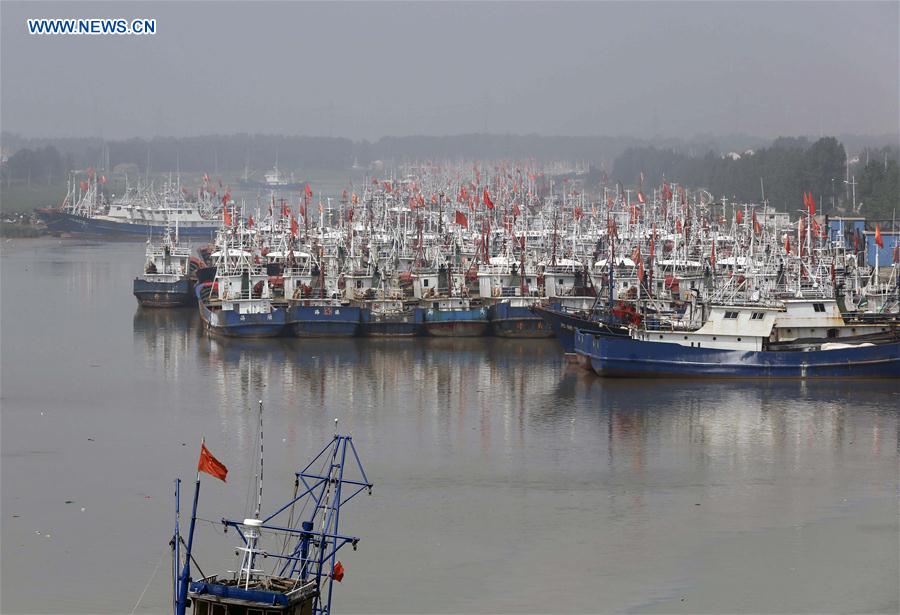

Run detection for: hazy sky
[[2, 1, 898, 141]]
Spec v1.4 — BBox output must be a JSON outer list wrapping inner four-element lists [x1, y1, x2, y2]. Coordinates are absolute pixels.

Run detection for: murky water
[[2, 238, 898, 614]]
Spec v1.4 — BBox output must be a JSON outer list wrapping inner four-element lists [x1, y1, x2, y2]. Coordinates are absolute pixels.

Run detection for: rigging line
[[179, 535, 208, 581], [130, 549, 165, 614]]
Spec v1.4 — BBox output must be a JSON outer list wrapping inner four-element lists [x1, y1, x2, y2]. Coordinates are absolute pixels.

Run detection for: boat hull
[[489, 303, 553, 338], [133, 278, 193, 308], [196, 287, 286, 338], [532, 304, 628, 352], [423, 307, 489, 337], [575, 331, 900, 379], [36, 210, 218, 238], [360, 308, 424, 337], [288, 305, 361, 337]]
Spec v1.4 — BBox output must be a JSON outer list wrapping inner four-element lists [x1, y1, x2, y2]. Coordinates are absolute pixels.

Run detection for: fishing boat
[[532, 302, 630, 352], [133, 228, 195, 307], [196, 230, 286, 337], [287, 300, 362, 337], [477, 256, 550, 337], [237, 165, 306, 191], [360, 299, 424, 336], [575, 303, 900, 378], [488, 298, 553, 337], [173, 410, 372, 615], [37, 172, 221, 238]]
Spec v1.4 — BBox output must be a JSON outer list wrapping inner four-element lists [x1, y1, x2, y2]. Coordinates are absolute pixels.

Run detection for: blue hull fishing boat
[[421, 298, 489, 337], [360, 301, 424, 337], [489, 300, 553, 338], [173, 409, 372, 615], [196, 283, 287, 337], [134, 230, 195, 307], [135, 278, 194, 307], [575, 330, 900, 378], [532, 303, 629, 352], [41, 210, 220, 238], [288, 302, 361, 337]]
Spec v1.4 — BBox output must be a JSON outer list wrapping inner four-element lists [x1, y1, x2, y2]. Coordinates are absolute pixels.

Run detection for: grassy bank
[[0, 181, 68, 213]]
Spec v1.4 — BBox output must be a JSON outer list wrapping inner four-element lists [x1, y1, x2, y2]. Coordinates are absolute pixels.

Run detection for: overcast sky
[[2, 1, 897, 141]]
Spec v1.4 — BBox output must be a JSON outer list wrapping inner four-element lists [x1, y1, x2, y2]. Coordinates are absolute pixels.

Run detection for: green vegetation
[[0, 181, 68, 213], [610, 138, 898, 218]]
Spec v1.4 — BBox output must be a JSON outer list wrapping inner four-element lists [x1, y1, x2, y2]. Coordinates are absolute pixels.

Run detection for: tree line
[[609, 137, 898, 219]]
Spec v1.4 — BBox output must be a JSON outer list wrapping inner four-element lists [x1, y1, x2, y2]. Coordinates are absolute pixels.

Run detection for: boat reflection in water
[[133, 306, 200, 376]]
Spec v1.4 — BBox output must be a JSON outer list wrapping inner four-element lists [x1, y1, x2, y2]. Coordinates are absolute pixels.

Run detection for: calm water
[[2, 238, 898, 614]]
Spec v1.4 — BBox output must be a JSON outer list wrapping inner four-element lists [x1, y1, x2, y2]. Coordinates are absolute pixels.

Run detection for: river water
[[1, 238, 898, 614]]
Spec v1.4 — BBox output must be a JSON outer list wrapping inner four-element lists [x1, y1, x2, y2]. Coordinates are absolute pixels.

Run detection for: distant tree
[[2, 145, 64, 186]]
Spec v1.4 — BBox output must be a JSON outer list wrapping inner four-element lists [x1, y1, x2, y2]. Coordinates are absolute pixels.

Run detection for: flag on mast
[[197, 442, 228, 482]]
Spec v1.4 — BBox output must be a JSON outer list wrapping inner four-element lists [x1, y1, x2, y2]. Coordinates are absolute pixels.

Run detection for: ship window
[[211, 605, 226, 615], [423, 279, 429, 287], [737, 337, 742, 341], [659, 335, 663, 339], [724, 311, 739, 319], [813, 303, 826, 312], [356, 280, 363, 289], [751, 312, 765, 320], [683, 336, 688, 340], [713, 336, 717, 340], [195, 603, 209, 615]]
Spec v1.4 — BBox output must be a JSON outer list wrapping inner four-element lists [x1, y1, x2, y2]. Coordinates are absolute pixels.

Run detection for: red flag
[[675, 218, 683, 234], [197, 442, 227, 482], [79, 180, 89, 192], [483, 189, 494, 210], [709, 241, 716, 267], [638, 260, 645, 282], [636, 191, 646, 205], [752, 212, 761, 235], [290, 216, 299, 237], [455, 210, 468, 229], [736, 210, 743, 224], [304, 183, 313, 198], [223, 208, 232, 227], [99, 175, 107, 185], [247, 215, 254, 229], [332, 561, 345, 582], [874, 224, 884, 248], [784, 235, 791, 254], [807, 193, 816, 216], [512, 202, 521, 217], [574, 206, 583, 220]]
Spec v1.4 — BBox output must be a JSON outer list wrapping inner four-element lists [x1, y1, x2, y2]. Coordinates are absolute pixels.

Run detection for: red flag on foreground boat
[[455, 210, 468, 229], [874, 224, 884, 248], [198, 442, 228, 482], [331, 561, 345, 582]]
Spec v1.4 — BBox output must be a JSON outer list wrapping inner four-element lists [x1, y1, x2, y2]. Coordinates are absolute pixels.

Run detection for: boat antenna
[[255, 400, 263, 519]]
